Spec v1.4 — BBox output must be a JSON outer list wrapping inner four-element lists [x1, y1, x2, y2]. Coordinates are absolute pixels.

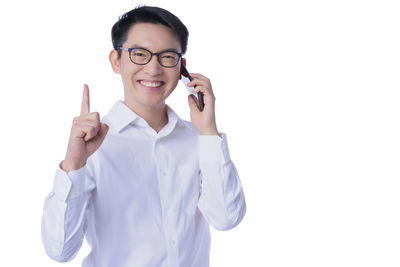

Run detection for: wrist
[[199, 129, 220, 136], [61, 158, 86, 173]]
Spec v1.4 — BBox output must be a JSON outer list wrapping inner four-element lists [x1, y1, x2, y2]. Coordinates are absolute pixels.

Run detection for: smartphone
[[180, 63, 204, 112]]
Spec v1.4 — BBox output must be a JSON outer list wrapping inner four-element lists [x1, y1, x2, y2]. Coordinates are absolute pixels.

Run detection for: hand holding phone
[[180, 62, 204, 112]]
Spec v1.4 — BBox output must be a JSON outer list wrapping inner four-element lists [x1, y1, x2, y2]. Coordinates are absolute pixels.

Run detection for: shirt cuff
[[52, 161, 88, 202], [198, 133, 231, 165]]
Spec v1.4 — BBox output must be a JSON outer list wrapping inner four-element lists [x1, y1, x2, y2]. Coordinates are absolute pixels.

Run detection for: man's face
[[110, 23, 182, 110]]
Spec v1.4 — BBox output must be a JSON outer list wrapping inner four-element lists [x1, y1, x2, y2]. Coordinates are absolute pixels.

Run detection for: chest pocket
[[178, 164, 201, 215]]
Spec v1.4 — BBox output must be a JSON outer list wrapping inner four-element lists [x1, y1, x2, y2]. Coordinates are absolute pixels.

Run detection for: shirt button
[[162, 171, 167, 176], [171, 240, 176, 247]]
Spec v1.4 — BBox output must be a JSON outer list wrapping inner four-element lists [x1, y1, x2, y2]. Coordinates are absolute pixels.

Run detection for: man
[[41, 5, 246, 267]]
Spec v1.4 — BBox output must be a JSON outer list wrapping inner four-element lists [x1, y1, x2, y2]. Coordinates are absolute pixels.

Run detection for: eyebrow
[[129, 44, 181, 53]]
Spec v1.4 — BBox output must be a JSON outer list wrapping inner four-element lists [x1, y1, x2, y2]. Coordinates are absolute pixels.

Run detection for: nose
[[143, 55, 163, 76]]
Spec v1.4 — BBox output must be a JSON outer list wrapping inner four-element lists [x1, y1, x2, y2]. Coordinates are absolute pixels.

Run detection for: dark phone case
[[180, 64, 204, 112]]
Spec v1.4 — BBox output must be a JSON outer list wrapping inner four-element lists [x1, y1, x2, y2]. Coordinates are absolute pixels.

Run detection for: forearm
[[197, 133, 247, 230], [41, 162, 94, 262]]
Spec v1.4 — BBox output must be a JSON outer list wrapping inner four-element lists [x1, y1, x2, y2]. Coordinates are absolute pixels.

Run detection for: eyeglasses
[[117, 47, 182, 68]]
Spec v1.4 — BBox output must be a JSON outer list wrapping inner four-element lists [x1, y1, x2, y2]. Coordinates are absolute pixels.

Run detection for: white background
[[0, 0, 399, 266]]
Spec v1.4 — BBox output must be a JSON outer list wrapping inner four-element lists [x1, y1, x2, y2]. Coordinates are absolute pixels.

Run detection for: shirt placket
[[153, 137, 180, 267]]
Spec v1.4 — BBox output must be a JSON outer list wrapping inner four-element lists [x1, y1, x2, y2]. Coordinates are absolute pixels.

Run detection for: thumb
[[188, 94, 200, 113], [95, 123, 109, 142], [86, 123, 109, 154], [99, 123, 109, 136]]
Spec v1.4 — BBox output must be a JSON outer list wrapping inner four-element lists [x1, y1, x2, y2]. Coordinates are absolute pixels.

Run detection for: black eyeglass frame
[[117, 47, 183, 68]]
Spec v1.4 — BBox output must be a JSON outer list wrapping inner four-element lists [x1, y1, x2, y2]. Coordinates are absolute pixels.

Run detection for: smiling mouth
[[138, 80, 165, 88]]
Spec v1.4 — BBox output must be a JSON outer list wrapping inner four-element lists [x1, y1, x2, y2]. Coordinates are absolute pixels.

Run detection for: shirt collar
[[104, 100, 191, 134], [165, 104, 192, 130]]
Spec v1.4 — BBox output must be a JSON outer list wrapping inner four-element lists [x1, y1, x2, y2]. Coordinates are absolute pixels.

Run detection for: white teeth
[[139, 80, 163, 87]]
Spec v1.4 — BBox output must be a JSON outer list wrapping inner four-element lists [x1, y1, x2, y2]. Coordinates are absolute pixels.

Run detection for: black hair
[[111, 5, 189, 58]]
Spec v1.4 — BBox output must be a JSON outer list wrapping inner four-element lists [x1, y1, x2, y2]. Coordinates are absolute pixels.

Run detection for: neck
[[124, 99, 168, 133]]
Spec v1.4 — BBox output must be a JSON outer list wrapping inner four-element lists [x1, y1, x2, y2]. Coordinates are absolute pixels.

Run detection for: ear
[[109, 49, 121, 74], [179, 58, 187, 80]]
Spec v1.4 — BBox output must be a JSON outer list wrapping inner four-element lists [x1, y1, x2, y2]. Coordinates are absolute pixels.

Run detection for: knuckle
[[89, 124, 99, 133], [90, 112, 100, 121]]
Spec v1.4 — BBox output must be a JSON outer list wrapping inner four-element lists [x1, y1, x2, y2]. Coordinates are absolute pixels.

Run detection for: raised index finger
[[80, 84, 90, 115]]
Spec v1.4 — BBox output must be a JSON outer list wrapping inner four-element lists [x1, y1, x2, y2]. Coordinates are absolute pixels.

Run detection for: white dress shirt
[[41, 100, 246, 267]]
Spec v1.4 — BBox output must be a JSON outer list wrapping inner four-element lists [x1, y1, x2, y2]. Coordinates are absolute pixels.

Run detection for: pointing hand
[[62, 84, 109, 172]]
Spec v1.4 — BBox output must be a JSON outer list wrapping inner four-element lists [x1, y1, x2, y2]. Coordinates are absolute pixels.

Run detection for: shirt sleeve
[[197, 133, 247, 231], [41, 161, 95, 262]]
